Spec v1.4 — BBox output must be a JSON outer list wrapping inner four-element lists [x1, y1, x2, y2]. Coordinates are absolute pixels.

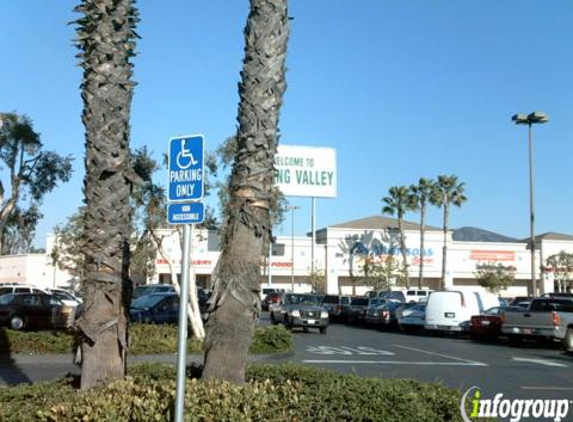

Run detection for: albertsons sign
[[274, 145, 337, 198]]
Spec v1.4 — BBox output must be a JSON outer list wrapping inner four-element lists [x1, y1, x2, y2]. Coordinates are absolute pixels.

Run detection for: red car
[[470, 306, 505, 340]]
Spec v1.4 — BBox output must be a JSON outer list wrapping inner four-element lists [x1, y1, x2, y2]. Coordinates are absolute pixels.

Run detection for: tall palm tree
[[382, 186, 416, 288], [431, 175, 467, 290], [73, 0, 140, 389], [202, 0, 290, 384], [409, 178, 436, 288]]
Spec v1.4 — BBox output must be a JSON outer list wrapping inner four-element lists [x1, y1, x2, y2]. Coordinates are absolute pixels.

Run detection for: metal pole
[[291, 207, 295, 292], [311, 197, 316, 277], [267, 237, 272, 287], [174, 224, 191, 422], [528, 123, 537, 296]]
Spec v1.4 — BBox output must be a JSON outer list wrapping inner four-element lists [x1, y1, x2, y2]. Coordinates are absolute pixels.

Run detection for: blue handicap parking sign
[[167, 202, 204, 225], [168, 135, 204, 201]]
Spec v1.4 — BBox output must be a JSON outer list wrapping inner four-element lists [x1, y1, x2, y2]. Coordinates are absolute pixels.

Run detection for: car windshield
[[484, 307, 500, 315], [322, 295, 340, 304], [285, 294, 319, 305], [351, 298, 369, 306], [0, 294, 14, 305], [368, 298, 384, 307], [131, 294, 168, 309]]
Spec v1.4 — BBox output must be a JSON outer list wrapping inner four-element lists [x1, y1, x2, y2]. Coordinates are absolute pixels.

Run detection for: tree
[[73, 0, 140, 389], [431, 175, 467, 290], [51, 209, 88, 286], [362, 255, 402, 291], [308, 266, 326, 293], [409, 178, 435, 289], [215, 135, 286, 228], [545, 251, 573, 293], [0, 113, 72, 253], [382, 186, 416, 288], [2, 204, 43, 255], [202, 0, 290, 384], [475, 263, 515, 295]]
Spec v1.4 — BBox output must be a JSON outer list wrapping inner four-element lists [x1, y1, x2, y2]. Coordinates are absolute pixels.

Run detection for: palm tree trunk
[[73, 0, 139, 389], [418, 203, 426, 289], [202, 0, 289, 384], [398, 215, 409, 288], [441, 202, 449, 290]]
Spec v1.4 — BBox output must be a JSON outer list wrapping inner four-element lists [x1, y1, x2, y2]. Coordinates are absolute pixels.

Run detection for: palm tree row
[[382, 175, 467, 290]]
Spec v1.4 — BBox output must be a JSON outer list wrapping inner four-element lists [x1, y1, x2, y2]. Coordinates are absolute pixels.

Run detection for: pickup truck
[[501, 297, 573, 350]]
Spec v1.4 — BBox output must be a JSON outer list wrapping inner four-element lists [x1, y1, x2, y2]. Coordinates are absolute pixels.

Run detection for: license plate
[[523, 328, 534, 334], [307, 319, 316, 324], [445, 312, 455, 318], [481, 320, 491, 326]]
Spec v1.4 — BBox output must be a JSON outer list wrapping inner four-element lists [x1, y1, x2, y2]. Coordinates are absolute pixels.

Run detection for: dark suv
[[271, 293, 328, 333], [321, 295, 351, 322]]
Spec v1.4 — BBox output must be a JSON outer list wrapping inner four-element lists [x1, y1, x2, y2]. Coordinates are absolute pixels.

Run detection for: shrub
[[0, 325, 292, 355], [0, 363, 492, 422], [249, 325, 293, 354]]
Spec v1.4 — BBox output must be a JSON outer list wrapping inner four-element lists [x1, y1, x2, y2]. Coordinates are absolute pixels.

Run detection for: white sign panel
[[274, 145, 337, 198]]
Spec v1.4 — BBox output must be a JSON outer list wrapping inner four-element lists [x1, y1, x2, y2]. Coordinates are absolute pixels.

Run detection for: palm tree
[[431, 175, 467, 290], [409, 178, 436, 288], [73, 0, 140, 389], [202, 0, 290, 384], [382, 186, 416, 288]]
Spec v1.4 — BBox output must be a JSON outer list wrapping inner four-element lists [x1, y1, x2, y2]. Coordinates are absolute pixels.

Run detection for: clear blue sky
[[1, 0, 572, 247]]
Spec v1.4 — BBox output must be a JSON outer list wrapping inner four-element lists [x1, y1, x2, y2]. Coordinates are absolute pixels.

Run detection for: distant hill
[[452, 227, 519, 243]]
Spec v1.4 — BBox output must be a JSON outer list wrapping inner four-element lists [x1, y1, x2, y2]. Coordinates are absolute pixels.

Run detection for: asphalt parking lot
[[260, 313, 573, 402]]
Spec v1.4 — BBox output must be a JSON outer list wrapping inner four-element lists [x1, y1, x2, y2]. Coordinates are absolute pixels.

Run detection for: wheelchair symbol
[[176, 139, 199, 169]]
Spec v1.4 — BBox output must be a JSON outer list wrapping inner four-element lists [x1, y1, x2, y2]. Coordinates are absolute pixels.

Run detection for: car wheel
[[10, 315, 25, 330], [563, 327, 573, 352], [319, 327, 327, 334], [270, 313, 278, 325]]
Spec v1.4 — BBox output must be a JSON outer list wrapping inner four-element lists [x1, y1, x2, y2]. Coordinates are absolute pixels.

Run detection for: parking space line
[[392, 344, 488, 366], [512, 357, 569, 368], [302, 360, 486, 366]]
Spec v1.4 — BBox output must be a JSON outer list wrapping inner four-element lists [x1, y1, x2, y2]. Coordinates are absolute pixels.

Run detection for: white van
[[404, 288, 433, 303], [424, 290, 497, 332]]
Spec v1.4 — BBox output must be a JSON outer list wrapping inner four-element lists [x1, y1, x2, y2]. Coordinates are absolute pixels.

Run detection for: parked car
[[542, 292, 573, 299], [262, 292, 282, 311], [0, 293, 71, 330], [365, 301, 403, 328], [398, 303, 427, 332], [404, 288, 433, 303], [425, 290, 499, 333], [376, 290, 407, 303], [501, 297, 573, 349], [347, 297, 398, 325], [0, 284, 49, 297], [396, 302, 425, 321], [47, 288, 83, 307], [130, 291, 210, 324], [470, 306, 505, 340], [507, 296, 532, 309], [270, 293, 328, 333], [321, 294, 351, 321], [260, 287, 288, 300], [132, 284, 175, 299]]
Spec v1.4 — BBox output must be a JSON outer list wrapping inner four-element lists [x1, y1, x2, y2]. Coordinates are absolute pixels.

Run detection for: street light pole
[[285, 205, 300, 292], [512, 111, 549, 296]]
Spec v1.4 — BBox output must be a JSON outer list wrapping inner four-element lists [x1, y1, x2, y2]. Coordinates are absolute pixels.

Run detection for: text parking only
[[168, 135, 204, 202]]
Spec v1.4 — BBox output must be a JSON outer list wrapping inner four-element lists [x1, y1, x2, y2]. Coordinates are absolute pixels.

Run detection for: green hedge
[[0, 363, 491, 422], [0, 324, 292, 355]]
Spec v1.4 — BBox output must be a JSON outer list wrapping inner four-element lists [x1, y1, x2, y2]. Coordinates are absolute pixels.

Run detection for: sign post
[[168, 134, 204, 422]]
